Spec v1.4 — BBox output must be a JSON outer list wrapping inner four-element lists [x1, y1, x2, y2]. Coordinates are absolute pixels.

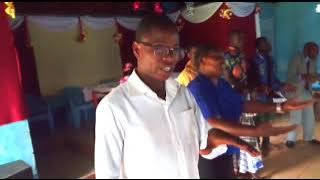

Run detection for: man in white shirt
[[95, 15, 309, 179], [286, 42, 320, 148]]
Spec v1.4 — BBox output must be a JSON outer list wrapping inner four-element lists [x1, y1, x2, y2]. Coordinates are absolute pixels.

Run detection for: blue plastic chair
[[25, 94, 55, 134], [62, 86, 95, 129]]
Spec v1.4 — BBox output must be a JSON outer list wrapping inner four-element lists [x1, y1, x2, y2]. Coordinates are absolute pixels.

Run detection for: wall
[[28, 23, 122, 96], [259, 2, 320, 81], [0, 121, 37, 176], [274, 2, 320, 81], [259, 2, 276, 57]]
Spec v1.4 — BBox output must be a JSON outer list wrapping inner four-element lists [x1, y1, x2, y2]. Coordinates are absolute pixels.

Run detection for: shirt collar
[[257, 52, 265, 60], [127, 69, 180, 102], [305, 56, 310, 63]]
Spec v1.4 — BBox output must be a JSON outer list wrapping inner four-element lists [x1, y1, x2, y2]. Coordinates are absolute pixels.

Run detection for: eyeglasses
[[137, 41, 186, 60]]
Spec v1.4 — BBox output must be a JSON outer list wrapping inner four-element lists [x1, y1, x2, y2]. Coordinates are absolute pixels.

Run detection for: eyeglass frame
[[136, 41, 186, 60]]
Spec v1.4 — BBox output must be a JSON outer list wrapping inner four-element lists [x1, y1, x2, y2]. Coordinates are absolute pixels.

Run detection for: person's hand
[[255, 122, 297, 137], [199, 129, 260, 157], [282, 98, 315, 112], [282, 83, 296, 93], [256, 85, 271, 95], [313, 92, 320, 99]]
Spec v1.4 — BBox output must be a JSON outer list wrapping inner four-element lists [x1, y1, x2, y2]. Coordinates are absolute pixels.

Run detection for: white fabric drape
[[28, 16, 79, 32], [181, 2, 256, 24], [10, 16, 24, 30], [181, 2, 223, 23], [226, 2, 256, 17], [9, 3, 256, 31], [81, 16, 115, 30], [116, 17, 141, 31]]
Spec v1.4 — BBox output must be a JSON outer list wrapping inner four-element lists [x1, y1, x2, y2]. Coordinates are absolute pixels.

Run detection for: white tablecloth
[[82, 82, 119, 102]]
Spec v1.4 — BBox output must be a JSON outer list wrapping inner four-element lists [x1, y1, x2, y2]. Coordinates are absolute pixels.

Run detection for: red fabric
[[177, 3, 256, 71], [116, 22, 137, 70], [0, 3, 27, 126], [117, 3, 256, 73], [12, 19, 41, 96]]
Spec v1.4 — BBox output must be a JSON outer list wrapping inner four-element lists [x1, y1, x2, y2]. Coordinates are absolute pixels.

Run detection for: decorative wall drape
[[12, 19, 41, 96], [177, 3, 257, 71], [4, 2, 259, 99], [0, 2, 27, 126]]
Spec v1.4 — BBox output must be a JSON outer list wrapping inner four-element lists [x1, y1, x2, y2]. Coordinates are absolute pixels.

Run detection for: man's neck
[[258, 51, 269, 57], [136, 69, 166, 99]]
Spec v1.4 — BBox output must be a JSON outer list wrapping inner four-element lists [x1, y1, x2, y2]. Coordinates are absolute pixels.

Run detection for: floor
[[258, 114, 320, 179], [29, 120, 95, 179], [29, 114, 320, 179]]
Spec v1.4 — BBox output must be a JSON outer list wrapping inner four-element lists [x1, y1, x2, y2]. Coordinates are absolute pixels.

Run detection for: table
[[82, 82, 119, 106]]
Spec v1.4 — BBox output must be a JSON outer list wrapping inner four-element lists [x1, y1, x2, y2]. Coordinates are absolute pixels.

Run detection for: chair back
[[62, 86, 85, 106]]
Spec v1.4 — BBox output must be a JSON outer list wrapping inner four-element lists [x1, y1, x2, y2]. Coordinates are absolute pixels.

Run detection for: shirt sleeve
[[188, 83, 220, 120], [95, 100, 124, 179]]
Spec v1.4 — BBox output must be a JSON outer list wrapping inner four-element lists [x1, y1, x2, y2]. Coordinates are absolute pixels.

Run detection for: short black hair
[[229, 29, 245, 39], [304, 41, 319, 50], [186, 43, 201, 53], [135, 14, 177, 42], [256, 36, 268, 49], [194, 44, 224, 69]]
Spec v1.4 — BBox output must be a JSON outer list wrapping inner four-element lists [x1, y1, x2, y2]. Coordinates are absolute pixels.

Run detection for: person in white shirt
[[286, 42, 320, 148], [94, 15, 310, 179]]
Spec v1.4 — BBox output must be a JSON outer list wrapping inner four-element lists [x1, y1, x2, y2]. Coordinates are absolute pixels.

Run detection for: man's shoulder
[[98, 82, 130, 107], [187, 75, 202, 89]]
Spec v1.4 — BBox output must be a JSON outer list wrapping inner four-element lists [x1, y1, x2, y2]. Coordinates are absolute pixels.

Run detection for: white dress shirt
[[287, 53, 317, 100], [95, 70, 226, 179]]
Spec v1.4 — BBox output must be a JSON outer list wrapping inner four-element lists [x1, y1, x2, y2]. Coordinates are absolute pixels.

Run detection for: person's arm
[[207, 117, 296, 137], [200, 128, 260, 157], [187, 88, 259, 158], [95, 100, 124, 179], [243, 98, 314, 114]]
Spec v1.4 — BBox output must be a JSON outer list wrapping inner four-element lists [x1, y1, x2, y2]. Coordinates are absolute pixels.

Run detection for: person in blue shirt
[[187, 45, 314, 179], [253, 37, 296, 155]]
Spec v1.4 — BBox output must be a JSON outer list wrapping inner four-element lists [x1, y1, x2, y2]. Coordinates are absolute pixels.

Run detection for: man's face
[[308, 45, 319, 60], [203, 52, 225, 78], [231, 34, 244, 50], [259, 39, 272, 54], [133, 28, 182, 81]]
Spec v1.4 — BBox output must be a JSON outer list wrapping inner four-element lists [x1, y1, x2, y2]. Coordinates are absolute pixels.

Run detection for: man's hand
[[256, 85, 271, 95], [199, 129, 260, 157], [282, 98, 315, 112], [281, 83, 296, 93], [255, 122, 297, 136], [313, 92, 320, 99]]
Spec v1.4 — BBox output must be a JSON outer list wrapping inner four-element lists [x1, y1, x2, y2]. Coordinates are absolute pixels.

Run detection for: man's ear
[[132, 41, 140, 60]]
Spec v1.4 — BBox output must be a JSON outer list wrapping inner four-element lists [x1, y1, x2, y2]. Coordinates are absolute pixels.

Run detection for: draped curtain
[[12, 19, 41, 96], [178, 3, 257, 71], [0, 2, 27, 126]]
